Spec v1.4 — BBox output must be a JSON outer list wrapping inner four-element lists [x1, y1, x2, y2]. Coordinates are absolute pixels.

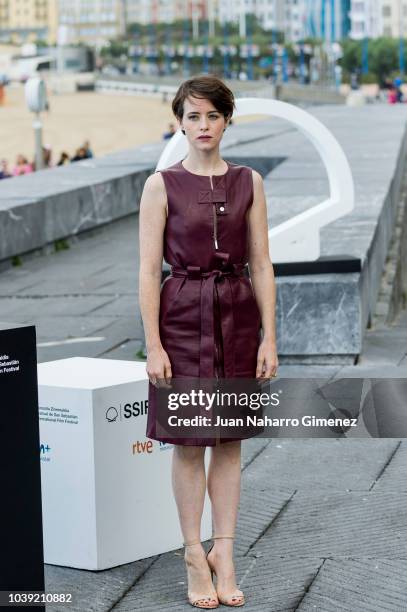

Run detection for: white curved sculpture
[[156, 97, 355, 263]]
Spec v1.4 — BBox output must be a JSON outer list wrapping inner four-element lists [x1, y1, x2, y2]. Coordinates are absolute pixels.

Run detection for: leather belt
[[170, 263, 247, 378]]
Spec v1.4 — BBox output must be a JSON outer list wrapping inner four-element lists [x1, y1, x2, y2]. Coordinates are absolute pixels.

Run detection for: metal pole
[[203, 19, 209, 73], [208, 0, 215, 38], [192, 0, 199, 40], [330, 0, 335, 42], [247, 19, 253, 80], [165, 24, 172, 75], [321, 0, 326, 40], [223, 22, 230, 78], [33, 112, 44, 171], [362, 36, 369, 74], [282, 47, 288, 82], [239, 0, 246, 39], [183, 16, 190, 77], [399, 0, 405, 75]]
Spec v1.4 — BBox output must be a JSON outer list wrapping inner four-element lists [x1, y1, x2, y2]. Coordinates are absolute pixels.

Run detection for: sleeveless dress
[[146, 159, 262, 446]]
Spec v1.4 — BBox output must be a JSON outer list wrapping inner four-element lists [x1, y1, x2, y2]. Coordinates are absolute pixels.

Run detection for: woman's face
[[179, 96, 228, 150]]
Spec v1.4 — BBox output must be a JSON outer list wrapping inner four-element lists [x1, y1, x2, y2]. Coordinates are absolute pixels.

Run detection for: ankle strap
[[212, 535, 235, 540], [183, 540, 201, 547]]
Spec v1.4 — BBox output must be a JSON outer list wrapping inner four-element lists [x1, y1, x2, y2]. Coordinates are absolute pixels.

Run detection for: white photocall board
[[37, 357, 212, 570]]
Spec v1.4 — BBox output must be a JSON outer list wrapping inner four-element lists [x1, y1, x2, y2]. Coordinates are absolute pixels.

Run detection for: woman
[[139, 75, 278, 608], [12, 154, 33, 176]]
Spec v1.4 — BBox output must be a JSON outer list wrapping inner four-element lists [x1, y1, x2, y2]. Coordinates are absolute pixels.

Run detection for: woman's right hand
[[146, 346, 172, 387]]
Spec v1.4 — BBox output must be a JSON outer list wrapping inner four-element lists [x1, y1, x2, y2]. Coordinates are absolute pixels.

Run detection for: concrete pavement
[[1, 211, 407, 610]]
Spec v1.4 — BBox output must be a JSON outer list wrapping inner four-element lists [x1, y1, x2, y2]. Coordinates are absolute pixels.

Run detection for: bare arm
[[248, 169, 278, 378], [138, 172, 172, 385]]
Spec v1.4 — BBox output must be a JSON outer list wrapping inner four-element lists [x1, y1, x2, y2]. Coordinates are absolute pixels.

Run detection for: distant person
[[43, 144, 53, 168], [393, 77, 404, 103], [57, 152, 70, 166], [83, 140, 93, 158], [12, 155, 33, 176], [350, 71, 359, 90], [388, 86, 397, 104], [71, 147, 88, 162], [163, 123, 176, 140], [0, 158, 11, 179]]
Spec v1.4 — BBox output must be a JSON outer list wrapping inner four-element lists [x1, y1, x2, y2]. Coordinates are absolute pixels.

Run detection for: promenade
[[0, 85, 261, 163], [1, 104, 407, 610]]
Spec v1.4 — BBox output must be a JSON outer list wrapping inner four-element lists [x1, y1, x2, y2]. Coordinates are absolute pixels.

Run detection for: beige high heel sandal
[[183, 540, 219, 609], [206, 535, 245, 607]]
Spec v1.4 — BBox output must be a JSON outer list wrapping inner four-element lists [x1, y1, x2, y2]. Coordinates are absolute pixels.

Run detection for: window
[[382, 6, 391, 17], [383, 26, 392, 36]]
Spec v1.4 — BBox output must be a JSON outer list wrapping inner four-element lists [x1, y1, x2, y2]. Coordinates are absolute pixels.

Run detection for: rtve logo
[[105, 400, 148, 422], [132, 440, 153, 454]]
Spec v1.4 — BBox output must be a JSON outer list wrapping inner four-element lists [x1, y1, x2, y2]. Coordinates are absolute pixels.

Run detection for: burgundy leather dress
[[146, 159, 262, 446]]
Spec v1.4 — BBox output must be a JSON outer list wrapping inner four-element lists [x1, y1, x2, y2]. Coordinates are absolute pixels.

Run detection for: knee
[[212, 440, 241, 462], [174, 445, 205, 465]]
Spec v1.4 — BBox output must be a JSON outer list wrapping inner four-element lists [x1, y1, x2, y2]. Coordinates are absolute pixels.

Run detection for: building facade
[[304, 0, 351, 40], [57, 0, 123, 45], [380, 0, 407, 38], [1, 0, 406, 46], [0, 0, 58, 44], [348, 0, 382, 39]]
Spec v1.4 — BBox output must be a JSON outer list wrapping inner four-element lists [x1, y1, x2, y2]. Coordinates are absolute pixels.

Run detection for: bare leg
[[207, 440, 244, 604], [172, 445, 218, 607]]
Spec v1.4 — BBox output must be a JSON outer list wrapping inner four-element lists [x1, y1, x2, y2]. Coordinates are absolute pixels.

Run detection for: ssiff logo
[[40, 443, 51, 462], [106, 400, 148, 422]]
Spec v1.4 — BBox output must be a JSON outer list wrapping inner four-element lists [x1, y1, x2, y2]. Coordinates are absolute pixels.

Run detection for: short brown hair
[[172, 74, 235, 121]]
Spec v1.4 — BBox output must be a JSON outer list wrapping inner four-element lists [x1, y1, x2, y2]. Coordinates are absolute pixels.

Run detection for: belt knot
[[168, 263, 247, 378]]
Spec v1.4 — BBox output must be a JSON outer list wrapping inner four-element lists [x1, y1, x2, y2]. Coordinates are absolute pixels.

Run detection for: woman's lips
[[198, 136, 212, 140]]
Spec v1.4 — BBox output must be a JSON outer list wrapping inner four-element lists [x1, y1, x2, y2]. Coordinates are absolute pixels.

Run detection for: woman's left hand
[[256, 338, 279, 380]]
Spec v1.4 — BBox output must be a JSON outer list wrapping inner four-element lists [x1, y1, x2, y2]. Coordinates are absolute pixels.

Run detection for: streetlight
[[25, 78, 48, 171]]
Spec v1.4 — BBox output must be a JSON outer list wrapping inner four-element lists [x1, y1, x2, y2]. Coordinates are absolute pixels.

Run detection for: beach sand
[[0, 84, 260, 166]]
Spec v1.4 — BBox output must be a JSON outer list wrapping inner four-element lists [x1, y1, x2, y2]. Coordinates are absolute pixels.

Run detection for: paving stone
[[236, 481, 295, 557], [372, 440, 407, 492], [241, 437, 271, 470], [242, 439, 398, 492], [251, 489, 407, 559], [297, 558, 407, 612], [110, 548, 323, 611], [335, 364, 407, 378], [36, 316, 143, 362], [98, 338, 146, 361], [90, 295, 140, 317], [44, 556, 157, 612], [0, 295, 115, 318], [358, 327, 407, 366]]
